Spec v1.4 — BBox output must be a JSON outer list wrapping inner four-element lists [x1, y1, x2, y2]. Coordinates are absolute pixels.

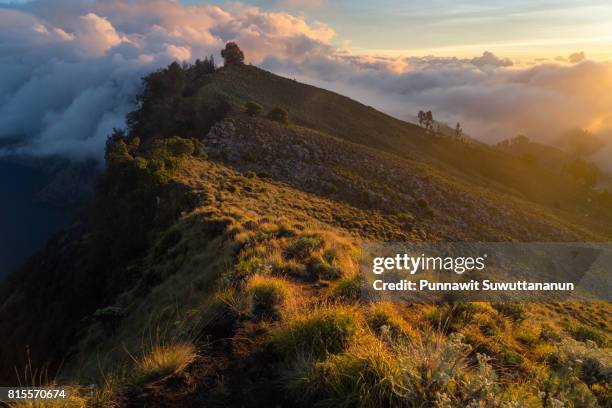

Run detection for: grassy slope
[[60, 155, 611, 407], [200, 65, 612, 238], [1, 64, 611, 406]]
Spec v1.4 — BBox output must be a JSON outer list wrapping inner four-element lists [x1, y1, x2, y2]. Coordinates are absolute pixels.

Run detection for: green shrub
[[570, 324, 607, 346], [545, 339, 610, 405], [366, 302, 413, 338], [287, 341, 406, 407], [244, 101, 263, 116], [307, 256, 341, 280], [498, 348, 524, 368], [192, 139, 207, 158], [165, 136, 195, 157], [246, 275, 290, 319], [475, 314, 500, 337], [539, 323, 562, 342], [277, 222, 297, 238], [105, 130, 133, 165], [395, 332, 475, 404], [93, 306, 126, 332], [428, 302, 481, 331], [331, 277, 361, 301], [492, 302, 526, 321], [271, 306, 359, 358], [515, 321, 540, 345], [286, 233, 325, 260], [234, 257, 262, 279], [266, 107, 289, 124], [397, 212, 415, 226]]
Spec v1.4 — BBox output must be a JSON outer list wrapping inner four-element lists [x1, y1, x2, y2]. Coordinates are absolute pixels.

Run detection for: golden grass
[[286, 335, 408, 407], [271, 304, 361, 359], [365, 302, 416, 339], [132, 342, 196, 385], [328, 276, 361, 301], [246, 274, 293, 319], [10, 354, 91, 408]]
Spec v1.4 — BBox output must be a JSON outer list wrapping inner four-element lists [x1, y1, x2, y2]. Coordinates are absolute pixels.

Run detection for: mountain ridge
[[0, 60, 610, 407]]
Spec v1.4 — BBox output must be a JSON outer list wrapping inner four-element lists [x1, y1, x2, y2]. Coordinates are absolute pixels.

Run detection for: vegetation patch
[[92, 306, 126, 333], [286, 233, 325, 260], [286, 338, 406, 407], [366, 302, 414, 339], [246, 275, 291, 320], [492, 302, 526, 321], [132, 343, 196, 385], [569, 324, 607, 347], [330, 276, 361, 301], [266, 107, 289, 124], [271, 306, 360, 359]]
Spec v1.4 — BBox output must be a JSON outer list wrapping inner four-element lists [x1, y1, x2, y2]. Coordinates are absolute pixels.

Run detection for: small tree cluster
[[221, 42, 245, 66], [266, 107, 289, 124], [418, 110, 435, 132], [127, 58, 227, 139], [244, 101, 263, 117], [192, 56, 216, 78]]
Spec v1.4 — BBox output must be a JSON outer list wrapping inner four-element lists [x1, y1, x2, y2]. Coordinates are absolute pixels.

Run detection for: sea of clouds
[[1, 0, 611, 166]]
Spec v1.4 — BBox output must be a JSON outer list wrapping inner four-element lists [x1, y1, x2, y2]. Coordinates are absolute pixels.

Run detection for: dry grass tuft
[[246, 274, 292, 319], [132, 343, 195, 385], [271, 305, 360, 359]]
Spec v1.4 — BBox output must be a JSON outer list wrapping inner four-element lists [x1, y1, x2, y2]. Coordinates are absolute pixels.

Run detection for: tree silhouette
[[454, 122, 463, 138], [221, 42, 245, 66], [418, 110, 426, 128], [425, 111, 434, 131], [418, 110, 434, 132]]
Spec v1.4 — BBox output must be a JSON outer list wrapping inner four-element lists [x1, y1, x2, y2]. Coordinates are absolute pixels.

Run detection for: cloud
[[1, 0, 610, 166], [470, 51, 513, 68], [0, 0, 334, 159], [568, 51, 586, 64], [263, 51, 612, 151]]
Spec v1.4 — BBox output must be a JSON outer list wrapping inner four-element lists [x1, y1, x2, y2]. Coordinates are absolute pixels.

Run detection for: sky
[[0, 0, 611, 168], [187, 0, 612, 61]]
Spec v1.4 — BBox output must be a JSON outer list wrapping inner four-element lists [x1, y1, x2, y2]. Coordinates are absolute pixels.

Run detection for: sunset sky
[[183, 0, 612, 61], [1, 0, 611, 165]]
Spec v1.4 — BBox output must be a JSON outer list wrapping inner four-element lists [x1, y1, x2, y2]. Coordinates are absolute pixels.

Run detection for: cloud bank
[[264, 52, 612, 151], [0, 0, 334, 159], [1, 0, 611, 166]]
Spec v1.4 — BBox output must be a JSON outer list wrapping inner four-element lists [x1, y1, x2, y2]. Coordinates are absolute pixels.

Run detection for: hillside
[[0, 61, 610, 407], [203, 65, 612, 232]]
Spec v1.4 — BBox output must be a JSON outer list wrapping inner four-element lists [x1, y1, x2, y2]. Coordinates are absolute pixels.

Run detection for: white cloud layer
[[264, 53, 612, 151], [1, 0, 610, 167], [0, 0, 334, 158]]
